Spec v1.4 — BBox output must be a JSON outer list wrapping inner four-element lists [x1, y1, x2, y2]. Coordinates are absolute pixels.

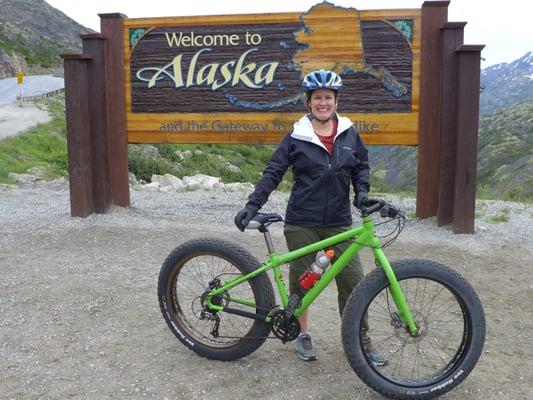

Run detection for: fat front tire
[[341, 259, 486, 399], [158, 238, 275, 361]]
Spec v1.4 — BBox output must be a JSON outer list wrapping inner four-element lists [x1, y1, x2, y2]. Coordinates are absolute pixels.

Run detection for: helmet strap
[[311, 111, 336, 123]]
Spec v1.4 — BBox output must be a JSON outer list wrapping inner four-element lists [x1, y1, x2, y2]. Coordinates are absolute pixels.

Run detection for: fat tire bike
[[158, 200, 486, 399]]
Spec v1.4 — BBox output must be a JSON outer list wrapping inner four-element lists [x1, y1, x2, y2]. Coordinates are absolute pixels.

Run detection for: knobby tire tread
[[158, 237, 275, 361], [341, 259, 485, 400]]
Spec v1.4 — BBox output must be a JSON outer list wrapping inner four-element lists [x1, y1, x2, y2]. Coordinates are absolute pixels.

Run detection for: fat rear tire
[[158, 238, 275, 361]]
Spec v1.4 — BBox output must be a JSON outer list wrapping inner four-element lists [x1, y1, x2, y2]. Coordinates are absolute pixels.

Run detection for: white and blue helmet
[[302, 69, 343, 93]]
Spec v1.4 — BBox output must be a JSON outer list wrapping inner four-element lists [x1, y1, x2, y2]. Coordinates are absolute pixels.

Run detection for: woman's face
[[308, 89, 337, 121]]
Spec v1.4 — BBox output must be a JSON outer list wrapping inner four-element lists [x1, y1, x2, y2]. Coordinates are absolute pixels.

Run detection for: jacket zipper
[[324, 135, 343, 225], [323, 147, 331, 225]]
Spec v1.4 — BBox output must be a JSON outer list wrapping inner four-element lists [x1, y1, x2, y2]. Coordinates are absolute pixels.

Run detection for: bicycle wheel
[[158, 238, 275, 361], [341, 259, 485, 399]]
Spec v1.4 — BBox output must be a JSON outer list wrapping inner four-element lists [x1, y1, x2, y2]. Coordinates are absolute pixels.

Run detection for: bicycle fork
[[373, 248, 419, 336]]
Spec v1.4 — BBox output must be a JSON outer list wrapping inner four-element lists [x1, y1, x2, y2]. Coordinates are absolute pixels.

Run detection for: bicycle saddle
[[247, 213, 284, 229]]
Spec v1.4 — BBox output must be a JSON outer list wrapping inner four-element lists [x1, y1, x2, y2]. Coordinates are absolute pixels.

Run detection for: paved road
[[0, 75, 64, 106]]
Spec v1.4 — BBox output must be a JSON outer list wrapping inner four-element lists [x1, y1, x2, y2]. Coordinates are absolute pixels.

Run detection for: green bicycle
[[158, 200, 486, 399]]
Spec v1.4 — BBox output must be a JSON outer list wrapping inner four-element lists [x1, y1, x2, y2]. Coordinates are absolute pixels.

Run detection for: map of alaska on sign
[[294, 3, 408, 98]]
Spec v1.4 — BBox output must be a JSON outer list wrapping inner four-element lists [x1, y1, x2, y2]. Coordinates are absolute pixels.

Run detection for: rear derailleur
[[192, 278, 225, 337]]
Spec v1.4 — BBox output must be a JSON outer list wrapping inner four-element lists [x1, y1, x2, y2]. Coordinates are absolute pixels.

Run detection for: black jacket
[[247, 114, 370, 227]]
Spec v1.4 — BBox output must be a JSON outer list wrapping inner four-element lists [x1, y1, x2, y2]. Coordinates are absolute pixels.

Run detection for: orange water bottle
[[298, 249, 335, 290]]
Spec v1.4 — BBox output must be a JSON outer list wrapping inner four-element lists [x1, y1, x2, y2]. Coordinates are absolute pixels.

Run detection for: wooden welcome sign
[[63, 1, 484, 234], [124, 2, 421, 145]]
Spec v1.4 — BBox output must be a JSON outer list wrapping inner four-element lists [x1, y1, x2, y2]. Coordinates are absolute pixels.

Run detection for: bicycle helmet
[[302, 69, 343, 93]]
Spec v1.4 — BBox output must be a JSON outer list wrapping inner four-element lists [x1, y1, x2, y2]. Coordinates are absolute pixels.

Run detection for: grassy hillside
[[0, 97, 67, 180], [0, 96, 294, 190], [1, 96, 531, 203], [0, 23, 69, 69], [477, 101, 533, 201]]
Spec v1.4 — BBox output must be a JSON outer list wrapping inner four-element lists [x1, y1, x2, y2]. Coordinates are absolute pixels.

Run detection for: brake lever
[[380, 204, 404, 219]]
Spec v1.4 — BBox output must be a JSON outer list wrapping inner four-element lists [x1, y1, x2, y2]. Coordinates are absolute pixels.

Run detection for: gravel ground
[[0, 181, 531, 400]]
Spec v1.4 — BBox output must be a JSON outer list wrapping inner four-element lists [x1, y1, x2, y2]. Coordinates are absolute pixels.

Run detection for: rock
[[193, 150, 203, 156], [49, 177, 67, 188], [128, 172, 138, 186], [222, 182, 254, 192], [182, 174, 222, 191], [175, 150, 192, 160], [26, 166, 47, 178], [151, 174, 185, 191], [224, 163, 241, 173], [142, 181, 160, 191], [141, 145, 160, 160], [8, 172, 40, 184]]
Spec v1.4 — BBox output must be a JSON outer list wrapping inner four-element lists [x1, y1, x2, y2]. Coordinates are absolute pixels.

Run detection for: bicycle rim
[[167, 253, 259, 348], [364, 276, 470, 386]]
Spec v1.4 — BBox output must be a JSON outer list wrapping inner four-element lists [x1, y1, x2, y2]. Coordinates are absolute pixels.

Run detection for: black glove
[[354, 191, 369, 209], [234, 205, 258, 232]]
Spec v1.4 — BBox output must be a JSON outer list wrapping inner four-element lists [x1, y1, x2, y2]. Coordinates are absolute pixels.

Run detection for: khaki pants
[[283, 224, 365, 316]]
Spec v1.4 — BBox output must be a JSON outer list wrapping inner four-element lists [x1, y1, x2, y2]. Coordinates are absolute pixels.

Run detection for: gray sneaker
[[368, 351, 387, 367], [295, 333, 318, 361], [362, 333, 387, 367]]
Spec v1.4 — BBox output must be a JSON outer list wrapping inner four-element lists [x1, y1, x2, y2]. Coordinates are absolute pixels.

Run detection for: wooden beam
[[416, 1, 449, 218], [437, 22, 466, 226], [82, 35, 112, 214], [62, 54, 94, 217], [100, 13, 131, 207], [453, 45, 484, 234]]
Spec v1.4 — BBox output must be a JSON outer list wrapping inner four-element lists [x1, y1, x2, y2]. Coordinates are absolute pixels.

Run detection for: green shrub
[[0, 96, 67, 183]]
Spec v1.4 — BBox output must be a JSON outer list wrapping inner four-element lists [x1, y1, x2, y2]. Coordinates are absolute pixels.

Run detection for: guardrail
[[16, 88, 65, 102]]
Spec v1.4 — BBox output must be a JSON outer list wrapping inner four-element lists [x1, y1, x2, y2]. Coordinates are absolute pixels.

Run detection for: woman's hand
[[354, 191, 369, 209], [234, 205, 259, 231]]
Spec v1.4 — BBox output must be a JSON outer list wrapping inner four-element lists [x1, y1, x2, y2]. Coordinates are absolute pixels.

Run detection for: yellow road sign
[[17, 71, 24, 85]]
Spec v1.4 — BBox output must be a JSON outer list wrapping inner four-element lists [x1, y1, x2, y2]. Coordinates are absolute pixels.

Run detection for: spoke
[[428, 296, 457, 316], [411, 338, 422, 379], [391, 339, 408, 377], [168, 253, 260, 348], [366, 275, 470, 384], [424, 334, 452, 367], [368, 331, 400, 348]]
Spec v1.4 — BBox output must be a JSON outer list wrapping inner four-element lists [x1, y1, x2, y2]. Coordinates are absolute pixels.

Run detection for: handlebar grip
[[360, 199, 385, 217]]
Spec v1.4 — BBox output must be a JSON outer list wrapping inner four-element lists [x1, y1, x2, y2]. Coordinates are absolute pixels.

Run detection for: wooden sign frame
[[62, 1, 484, 234]]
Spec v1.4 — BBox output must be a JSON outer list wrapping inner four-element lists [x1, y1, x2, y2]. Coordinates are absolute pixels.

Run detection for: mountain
[[477, 101, 533, 199], [480, 51, 533, 115], [0, 0, 91, 78], [369, 51, 533, 201]]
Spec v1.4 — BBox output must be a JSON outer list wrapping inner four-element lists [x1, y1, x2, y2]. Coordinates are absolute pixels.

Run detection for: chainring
[[270, 309, 300, 343]]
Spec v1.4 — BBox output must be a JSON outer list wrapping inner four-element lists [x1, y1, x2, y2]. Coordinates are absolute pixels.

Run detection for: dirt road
[[0, 182, 531, 399]]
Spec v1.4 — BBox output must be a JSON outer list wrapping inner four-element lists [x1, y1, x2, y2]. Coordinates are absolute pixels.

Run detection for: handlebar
[[359, 199, 404, 219]]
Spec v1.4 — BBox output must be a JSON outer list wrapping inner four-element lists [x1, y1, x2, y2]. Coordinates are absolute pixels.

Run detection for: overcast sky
[[44, 0, 532, 67]]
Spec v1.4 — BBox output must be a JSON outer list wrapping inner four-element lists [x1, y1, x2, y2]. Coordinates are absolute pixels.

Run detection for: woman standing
[[235, 70, 384, 365]]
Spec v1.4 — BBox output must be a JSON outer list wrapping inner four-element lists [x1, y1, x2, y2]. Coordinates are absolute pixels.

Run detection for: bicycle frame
[[206, 216, 418, 336]]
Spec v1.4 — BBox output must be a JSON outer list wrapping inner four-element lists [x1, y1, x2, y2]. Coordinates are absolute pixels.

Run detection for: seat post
[[260, 227, 275, 253]]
